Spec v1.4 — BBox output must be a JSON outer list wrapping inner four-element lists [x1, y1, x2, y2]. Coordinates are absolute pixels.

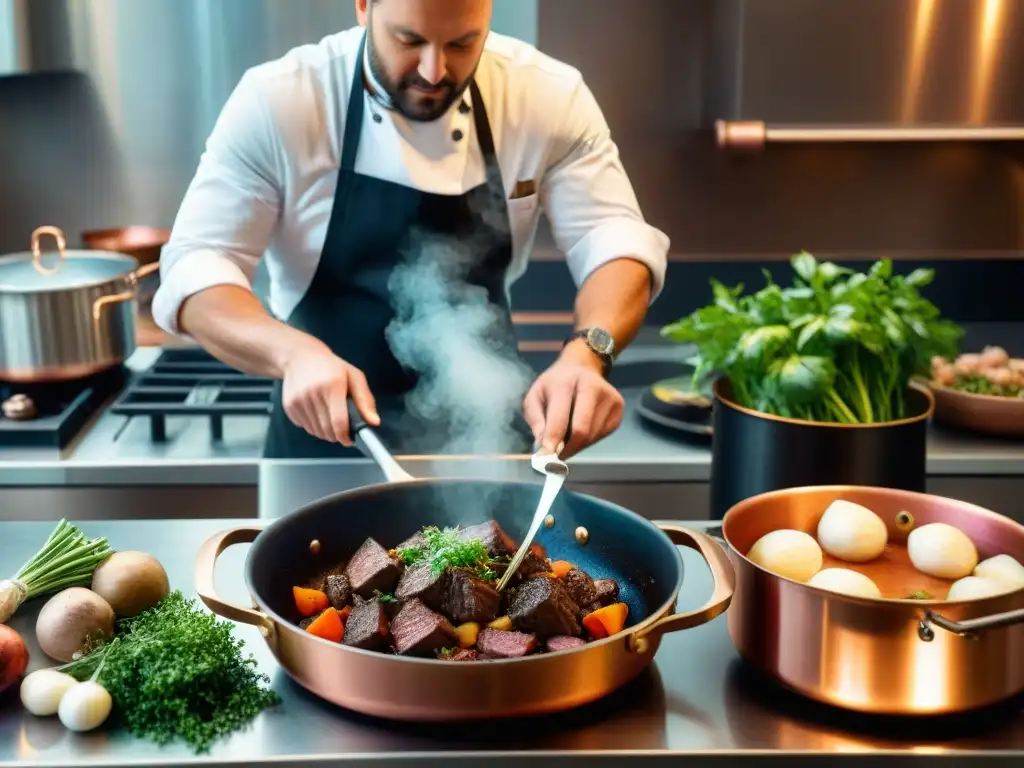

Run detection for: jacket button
[[372, 113, 383, 124], [452, 129, 464, 141]]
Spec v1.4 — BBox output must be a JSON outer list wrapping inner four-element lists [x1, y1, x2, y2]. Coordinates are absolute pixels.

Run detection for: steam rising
[[385, 226, 537, 458]]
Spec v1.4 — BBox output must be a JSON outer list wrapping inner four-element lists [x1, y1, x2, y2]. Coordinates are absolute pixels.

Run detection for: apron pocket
[[507, 194, 541, 257]]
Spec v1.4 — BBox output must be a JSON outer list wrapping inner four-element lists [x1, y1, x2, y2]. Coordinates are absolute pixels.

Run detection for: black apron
[[264, 34, 534, 459]]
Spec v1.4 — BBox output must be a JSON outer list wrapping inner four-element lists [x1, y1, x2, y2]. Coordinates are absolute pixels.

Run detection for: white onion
[[747, 529, 823, 582], [57, 680, 112, 732], [20, 669, 78, 716], [907, 523, 978, 580], [816, 500, 888, 563], [807, 567, 882, 599], [973, 554, 1024, 589], [946, 576, 1015, 601]]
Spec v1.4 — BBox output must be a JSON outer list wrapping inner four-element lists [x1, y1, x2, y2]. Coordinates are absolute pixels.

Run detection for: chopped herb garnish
[[397, 526, 494, 580], [905, 590, 932, 600], [375, 591, 397, 603]]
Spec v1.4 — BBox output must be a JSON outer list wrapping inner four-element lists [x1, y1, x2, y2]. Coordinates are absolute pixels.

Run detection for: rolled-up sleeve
[[539, 77, 670, 301], [152, 70, 283, 335]]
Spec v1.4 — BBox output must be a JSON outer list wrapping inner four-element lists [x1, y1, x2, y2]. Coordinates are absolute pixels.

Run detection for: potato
[[816, 500, 888, 563], [908, 523, 978, 580], [947, 576, 1014, 601], [35, 588, 115, 663], [807, 568, 882, 599], [973, 554, 1024, 589], [747, 529, 823, 583], [91, 551, 169, 617]]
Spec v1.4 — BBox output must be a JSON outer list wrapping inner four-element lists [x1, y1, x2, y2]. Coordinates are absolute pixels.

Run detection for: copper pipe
[[716, 120, 1024, 150]]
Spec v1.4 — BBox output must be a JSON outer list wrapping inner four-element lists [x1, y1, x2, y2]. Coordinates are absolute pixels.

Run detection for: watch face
[[587, 327, 615, 356]]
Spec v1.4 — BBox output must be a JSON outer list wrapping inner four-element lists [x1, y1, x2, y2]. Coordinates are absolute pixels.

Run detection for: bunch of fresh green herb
[[61, 590, 280, 753], [397, 526, 497, 581], [661, 252, 963, 424]]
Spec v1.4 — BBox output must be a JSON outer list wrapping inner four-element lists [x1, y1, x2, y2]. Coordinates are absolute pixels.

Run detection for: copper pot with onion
[[721, 486, 1024, 715], [0, 225, 160, 382]]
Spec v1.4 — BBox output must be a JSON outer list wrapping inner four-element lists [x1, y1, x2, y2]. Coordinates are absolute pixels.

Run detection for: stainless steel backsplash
[[0, 0, 1021, 263]]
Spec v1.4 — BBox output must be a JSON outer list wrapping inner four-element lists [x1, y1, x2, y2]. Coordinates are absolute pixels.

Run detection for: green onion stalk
[[0, 519, 112, 622]]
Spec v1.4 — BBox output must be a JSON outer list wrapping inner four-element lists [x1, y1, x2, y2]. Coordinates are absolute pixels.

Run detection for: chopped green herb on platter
[[61, 590, 279, 753], [661, 252, 963, 424]]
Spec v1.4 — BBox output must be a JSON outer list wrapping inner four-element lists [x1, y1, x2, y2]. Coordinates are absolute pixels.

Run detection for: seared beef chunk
[[477, 628, 537, 658], [492, 550, 550, 583], [396, 531, 428, 552], [593, 579, 620, 606], [563, 569, 598, 609], [390, 599, 456, 656], [342, 598, 390, 651], [546, 635, 586, 653], [345, 538, 401, 598], [395, 562, 446, 610], [582, 602, 602, 617], [509, 577, 581, 638], [459, 521, 516, 557], [324, 574, 352, 610], [446, 648, 486, 662], [443, 568, 500, 625]]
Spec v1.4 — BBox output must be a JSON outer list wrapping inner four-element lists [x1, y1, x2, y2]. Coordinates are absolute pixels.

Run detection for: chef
[[152, 0, 669, 460]]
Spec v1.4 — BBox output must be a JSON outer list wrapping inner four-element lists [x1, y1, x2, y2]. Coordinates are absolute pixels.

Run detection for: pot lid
[[0, 226, 137, 293]]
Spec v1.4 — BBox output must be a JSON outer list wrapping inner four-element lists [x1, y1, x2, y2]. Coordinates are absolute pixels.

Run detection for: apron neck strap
[[341, 32, 499, 172]]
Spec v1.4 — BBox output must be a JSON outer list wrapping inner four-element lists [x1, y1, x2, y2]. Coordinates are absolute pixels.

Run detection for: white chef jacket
[[152, 26, 670, 336]]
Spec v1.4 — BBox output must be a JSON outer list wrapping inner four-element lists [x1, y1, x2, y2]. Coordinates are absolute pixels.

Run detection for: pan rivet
[[575, 526, 589, 545], [895, 511, 915, 531], [544, 514, 555, 528], [310, 539, 322, 554]]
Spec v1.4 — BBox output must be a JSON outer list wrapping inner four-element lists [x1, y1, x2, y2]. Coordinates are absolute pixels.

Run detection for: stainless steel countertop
[[1, 324, 1023, 488], [1, 519, 1022, 767]]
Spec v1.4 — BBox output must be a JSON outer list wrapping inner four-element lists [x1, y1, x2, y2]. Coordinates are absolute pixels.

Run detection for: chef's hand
[[523, 344, 625, 460], [281, 343, 379, 446]]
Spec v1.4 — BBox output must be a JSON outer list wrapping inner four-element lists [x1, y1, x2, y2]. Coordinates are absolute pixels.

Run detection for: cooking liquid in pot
[[818, 544, 954, 600]]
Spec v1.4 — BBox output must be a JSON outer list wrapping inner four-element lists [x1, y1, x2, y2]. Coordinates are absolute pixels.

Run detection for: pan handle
[[92, 262, 162, 321], [627, 522, 736, 655], [194, 525, 276, 639], [919, 606, 1024, 641], [347, 400, 415, 483]]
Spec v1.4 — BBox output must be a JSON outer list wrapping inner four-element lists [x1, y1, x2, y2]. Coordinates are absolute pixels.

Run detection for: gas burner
[[2, 394, 37, 420]]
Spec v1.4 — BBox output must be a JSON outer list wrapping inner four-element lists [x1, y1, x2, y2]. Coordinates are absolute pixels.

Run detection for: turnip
[[20, 668, 77, 715], [35, 588, 115, 663], [0, 624, 29, 696], [90, 551, 169, 617], [58, 680, 112, 732]]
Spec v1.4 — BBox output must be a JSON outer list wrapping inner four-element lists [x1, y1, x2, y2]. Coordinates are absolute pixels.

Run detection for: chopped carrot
[[305, 607, 344, 642], [338, 605, 353, 623], [582, 602, 629, 639], [293, 586, 329, 617], [550, 561, 576, 579]]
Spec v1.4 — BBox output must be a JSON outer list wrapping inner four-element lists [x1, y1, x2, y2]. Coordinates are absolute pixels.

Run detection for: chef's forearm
[[177, 286, 328, 379], [569, 257, 653, 356]]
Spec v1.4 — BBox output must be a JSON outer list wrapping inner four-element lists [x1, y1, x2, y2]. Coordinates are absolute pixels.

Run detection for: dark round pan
[[196, 474, 734, 721]]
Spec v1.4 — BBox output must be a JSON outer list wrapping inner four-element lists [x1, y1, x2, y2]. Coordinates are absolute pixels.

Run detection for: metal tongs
[[495, 449, 569, 592]]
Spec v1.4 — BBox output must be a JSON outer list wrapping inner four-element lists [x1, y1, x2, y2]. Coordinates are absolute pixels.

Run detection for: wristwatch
[[563, 327, 615, 371]]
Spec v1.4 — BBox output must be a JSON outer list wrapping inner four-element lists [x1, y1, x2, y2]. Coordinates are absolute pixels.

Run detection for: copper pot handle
[[194, 525, 276, 639], [627, 522, 737, 654], [919, 606, 1024, 641], [92, 261, 162, 321], [31, 226, 67, 276]]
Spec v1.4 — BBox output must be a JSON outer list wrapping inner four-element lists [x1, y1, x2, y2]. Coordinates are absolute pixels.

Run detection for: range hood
[[705, 0, 1024, 148]]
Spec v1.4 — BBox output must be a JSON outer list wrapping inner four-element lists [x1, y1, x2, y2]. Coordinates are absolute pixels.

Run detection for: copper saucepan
[[721, 485, 1024, 715], [194, 419, 736, 721]]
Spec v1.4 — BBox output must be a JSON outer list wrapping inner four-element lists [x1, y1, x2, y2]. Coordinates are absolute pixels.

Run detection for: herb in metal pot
[[61, 590, 279, 753], [397, 526, 495, 579], [661, 253, 963, 423]]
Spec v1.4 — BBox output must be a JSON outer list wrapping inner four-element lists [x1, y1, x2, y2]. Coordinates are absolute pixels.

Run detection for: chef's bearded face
[[357, 0, 491, 122]]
